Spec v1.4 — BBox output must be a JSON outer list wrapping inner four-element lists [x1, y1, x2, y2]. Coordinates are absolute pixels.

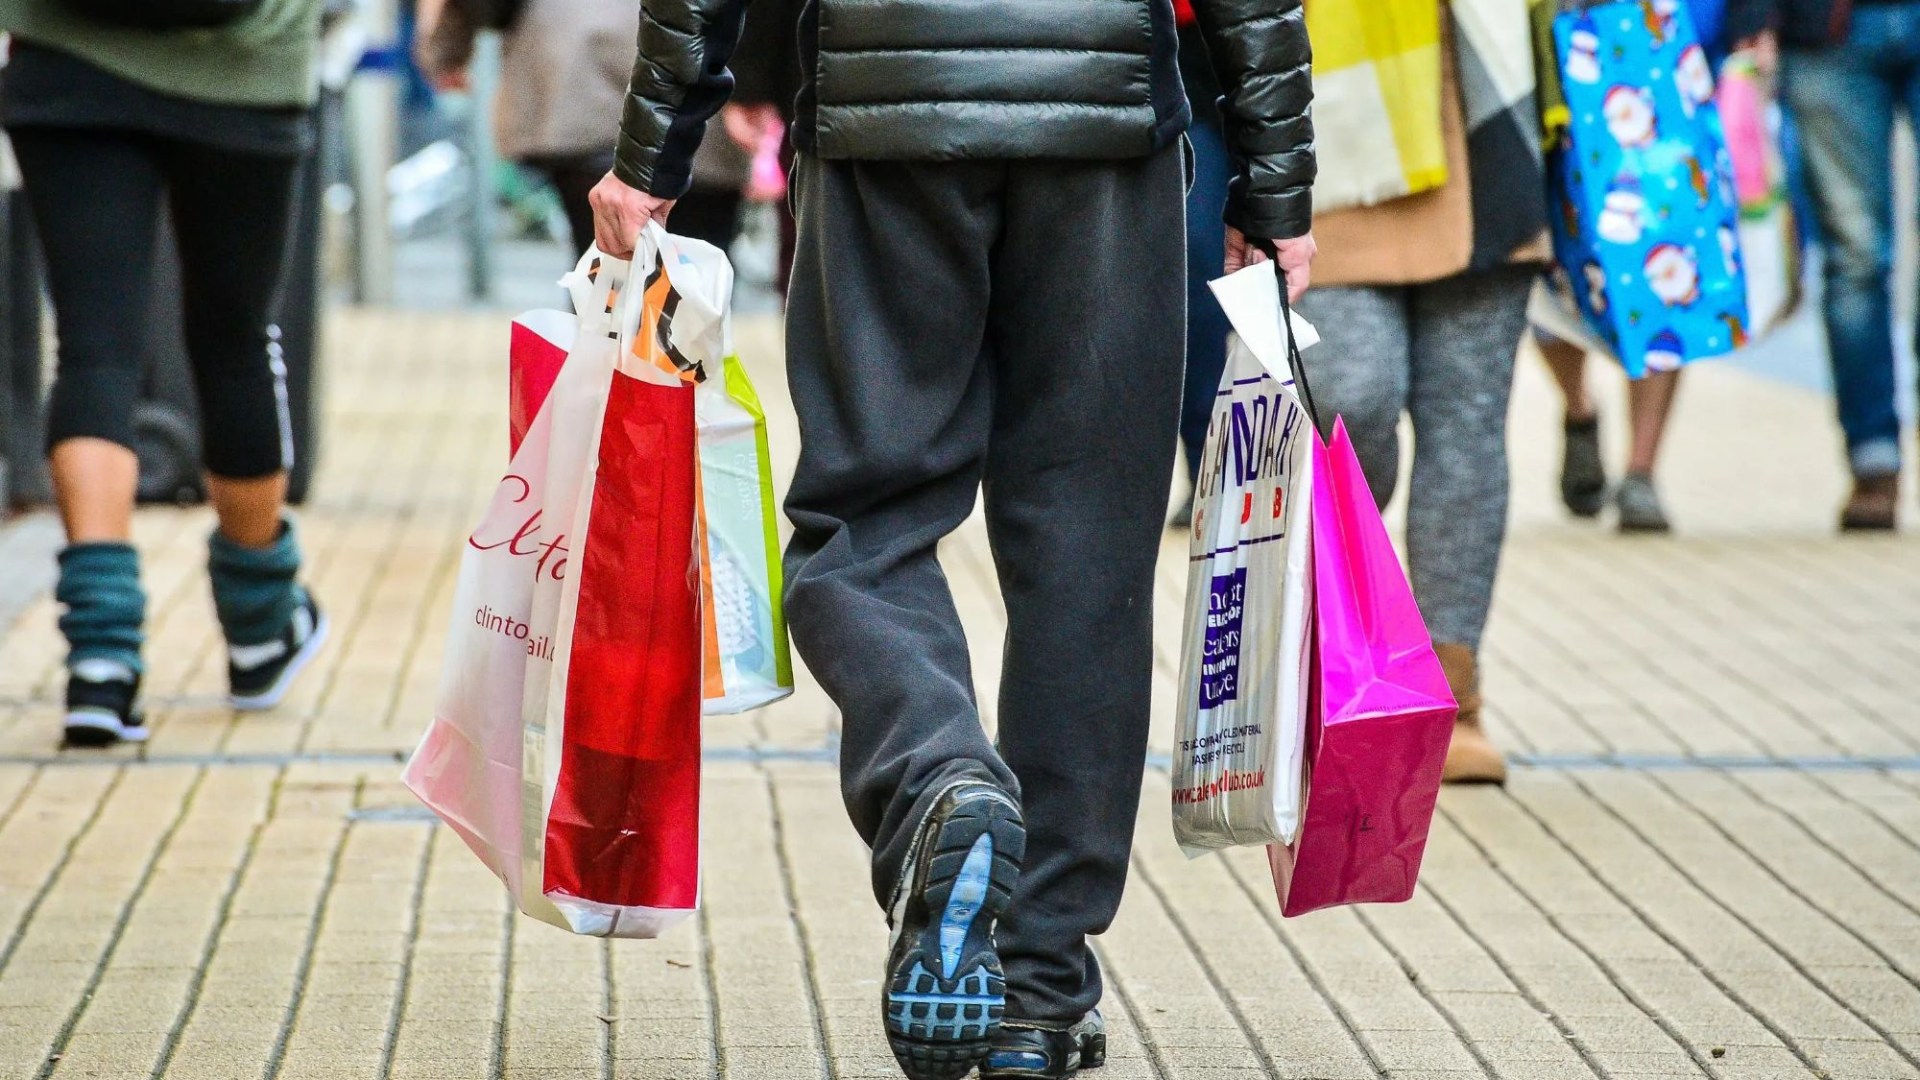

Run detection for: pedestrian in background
[[1539, 0, 1739, 534], [0, 0, 330, 746], [1726, 0, 1914, 529], [416, 0, 754, 255], [590, 0, 1315, 1075], [1294, 0, 1548, 786]]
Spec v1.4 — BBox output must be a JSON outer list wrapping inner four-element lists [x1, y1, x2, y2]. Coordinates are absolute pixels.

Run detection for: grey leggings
[[1293, 266, 1533, 651]]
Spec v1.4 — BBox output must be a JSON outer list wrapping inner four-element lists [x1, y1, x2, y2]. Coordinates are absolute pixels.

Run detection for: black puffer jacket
[[614, 0, 1315, 239]]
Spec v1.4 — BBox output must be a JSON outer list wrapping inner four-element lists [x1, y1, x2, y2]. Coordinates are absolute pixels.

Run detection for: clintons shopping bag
[[404, 227, 788, 937], [1171, 262, 1320, 857]]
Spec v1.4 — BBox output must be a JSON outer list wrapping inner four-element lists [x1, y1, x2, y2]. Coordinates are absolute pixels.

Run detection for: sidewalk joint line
[[1565, 770, 1920, 1070], [0, 768, 128, 982], [761, 768, 836, 1080], [1088, 938, 1174, 1080], [1350, 904, 1524, 1080], [150, 771, 282, 1080], [1216, 854, 1390, 1080], [1498, 784, 1829, 1075], [375, 826, 437, 1080], [488, 906, 514, 1080], [1416, 874, 1617, 1079], [36, 767, 211, 1080], [1131, 847, 1382, 1079], [1434, 800, 1722, 1078], [263, 798, 358, 1080]]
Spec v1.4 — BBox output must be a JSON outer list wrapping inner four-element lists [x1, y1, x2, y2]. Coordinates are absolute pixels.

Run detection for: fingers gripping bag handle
[[1208, 254, 1322, 416]]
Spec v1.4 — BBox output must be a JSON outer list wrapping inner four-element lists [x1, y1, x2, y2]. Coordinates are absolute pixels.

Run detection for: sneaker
[[1615, 472, 1671, 533], [1561, 415, 1607, 518], [63, 659, 146, 747], [228, 590, 329, 711], [982, 1012, 1107, 1079], [884, 782, 1026, 1080]]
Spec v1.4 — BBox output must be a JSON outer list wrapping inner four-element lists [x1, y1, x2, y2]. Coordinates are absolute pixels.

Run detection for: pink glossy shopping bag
[[1268, 418, 1456, 917]]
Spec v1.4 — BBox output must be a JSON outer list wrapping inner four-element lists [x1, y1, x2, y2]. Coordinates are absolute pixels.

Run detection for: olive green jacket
[[0, 0, 324, 108]]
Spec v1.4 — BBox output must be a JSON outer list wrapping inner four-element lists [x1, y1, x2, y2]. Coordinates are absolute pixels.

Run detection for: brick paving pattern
[[0, 307, 1916, 1079]]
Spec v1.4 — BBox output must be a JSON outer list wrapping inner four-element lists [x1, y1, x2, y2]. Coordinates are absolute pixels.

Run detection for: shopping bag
[[1268, 417, 1457, 917], [404, 227, 789, 937], [1171, 261, 1320, 856], [1548, 0, 1749, 376], [1716, 52, 1801, 337]]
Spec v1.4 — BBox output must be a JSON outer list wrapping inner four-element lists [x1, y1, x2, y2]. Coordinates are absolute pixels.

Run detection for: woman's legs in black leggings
[[13, 127, 309, 687]]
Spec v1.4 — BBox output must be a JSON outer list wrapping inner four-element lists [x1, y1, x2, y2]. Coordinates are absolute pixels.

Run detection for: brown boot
[[1434, 643, 1506, 785], [1841, 474, 1899, 532]]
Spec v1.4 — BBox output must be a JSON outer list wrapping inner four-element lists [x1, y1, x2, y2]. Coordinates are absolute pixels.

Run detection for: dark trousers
[[11, 126, 300, 478], [782, 147, 1186, 1026]]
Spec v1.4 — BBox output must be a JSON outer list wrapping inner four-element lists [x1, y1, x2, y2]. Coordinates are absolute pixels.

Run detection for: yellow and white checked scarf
[[1307, 0, 1449, 213]]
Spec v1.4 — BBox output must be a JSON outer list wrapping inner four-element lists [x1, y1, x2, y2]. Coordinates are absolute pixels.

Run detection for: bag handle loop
[[1253, 238, 1322, 431]]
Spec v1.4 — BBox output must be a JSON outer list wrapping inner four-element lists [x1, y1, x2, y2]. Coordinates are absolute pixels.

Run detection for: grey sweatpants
[[1293, 266, 1533, 651], [782, 147, 1187, 1026]]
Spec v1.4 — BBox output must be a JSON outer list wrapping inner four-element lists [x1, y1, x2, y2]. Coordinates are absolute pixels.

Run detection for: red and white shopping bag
[[404, 230, 737, 937]]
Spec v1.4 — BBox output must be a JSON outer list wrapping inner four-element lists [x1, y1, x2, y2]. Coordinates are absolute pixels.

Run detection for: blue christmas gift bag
[[1548, 0, 1749, 378]]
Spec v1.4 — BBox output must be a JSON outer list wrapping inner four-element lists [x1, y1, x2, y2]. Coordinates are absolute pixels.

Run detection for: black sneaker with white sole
[[884, 782, 1027, 1080], [63, 658, 146, 747], [982, 1011, 1108, 1079], [228, 590, 329, 711]]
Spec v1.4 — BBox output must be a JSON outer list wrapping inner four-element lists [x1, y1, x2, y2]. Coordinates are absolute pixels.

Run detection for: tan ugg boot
[[1435, 643, 1506, 785]]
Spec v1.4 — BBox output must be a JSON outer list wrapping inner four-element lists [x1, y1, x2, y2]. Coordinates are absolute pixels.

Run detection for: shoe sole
[[981, 1032, 1109, 1078], [886, 794, 1025, 1080], [229, 614, 331, 712], [63, 711, 148, 748]]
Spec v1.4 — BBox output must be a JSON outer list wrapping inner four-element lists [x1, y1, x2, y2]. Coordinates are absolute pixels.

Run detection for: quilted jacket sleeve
[[1188, 0, 1316, 239], [614, 0, 753, 198]]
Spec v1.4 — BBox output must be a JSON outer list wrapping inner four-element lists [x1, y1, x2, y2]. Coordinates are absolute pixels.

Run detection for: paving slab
[[0, 308, 1915, 1079]]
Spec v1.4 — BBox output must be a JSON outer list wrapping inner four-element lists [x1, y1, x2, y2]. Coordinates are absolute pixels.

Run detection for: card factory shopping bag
[[1172, 262, 1320, 856], [1549, 0, 1749, 377], [404, 226, 789, 937], [1268, 418, 1458, 917]]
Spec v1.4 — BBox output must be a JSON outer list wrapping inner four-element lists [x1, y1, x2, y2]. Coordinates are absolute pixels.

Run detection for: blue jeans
[[1178, 118, 1233, 483], [1782, 2, 1920, 477]]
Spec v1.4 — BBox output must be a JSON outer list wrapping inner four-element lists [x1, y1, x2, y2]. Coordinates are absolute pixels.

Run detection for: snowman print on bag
[[1597, 173, 1647, 244], [1604, 86, 1659, 149], [1645, 242, 1701, 307], [1718, 224, 1741, 277], [1566, 14, 1603, 84], [1675, 44, 1715, 118]]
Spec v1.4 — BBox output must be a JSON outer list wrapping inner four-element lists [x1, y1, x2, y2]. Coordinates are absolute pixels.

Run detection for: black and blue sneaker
[[884, 782, 1026, 1080], [982, 1012, 1108, 1078], [227, 590, 329, 711], [63, 659, 146, 748]]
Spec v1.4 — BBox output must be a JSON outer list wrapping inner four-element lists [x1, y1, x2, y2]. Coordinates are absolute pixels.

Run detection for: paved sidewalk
[[0, 307, 1918, 1080]]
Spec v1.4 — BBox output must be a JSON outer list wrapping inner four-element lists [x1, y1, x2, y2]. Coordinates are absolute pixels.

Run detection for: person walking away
[[416, 0, 752, 254], [1171, 0, 1233, 527], [1542, 0, 1739, 534], [0, 0, 330, 747], [1541, 330, 1679, 530], [590, 0, 1317, 1076], [1294, 0, 1549, 785], [1726, 0, 1914, 529]]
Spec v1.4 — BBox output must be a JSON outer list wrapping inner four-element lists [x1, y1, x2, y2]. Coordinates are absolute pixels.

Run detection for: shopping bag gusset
[[1171, 261, 1321, 857]]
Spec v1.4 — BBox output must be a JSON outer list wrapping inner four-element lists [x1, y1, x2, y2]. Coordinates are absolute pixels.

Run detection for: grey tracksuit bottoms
[[1293, 266, 1533, 651], [781, 147, 1187, 1026]]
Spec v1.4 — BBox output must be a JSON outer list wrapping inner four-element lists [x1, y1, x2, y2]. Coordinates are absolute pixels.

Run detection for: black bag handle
[[1252, 239, 1321, 431]]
